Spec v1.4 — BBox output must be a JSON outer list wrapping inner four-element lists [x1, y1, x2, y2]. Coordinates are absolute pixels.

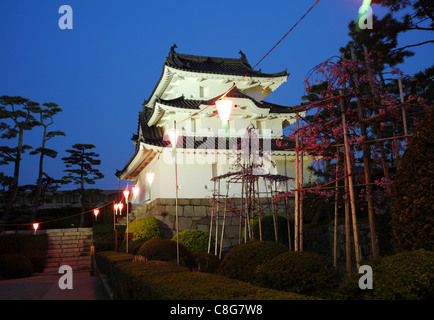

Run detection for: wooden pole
[[239, 177, 244, 245], [219, 182, 229, 259], [215, 179, 220, 256], [285, 179, 292, 250], [208, 179, 216, 253], [256, 179, 263, 242], [344, 159, 352, 274], [333, 149, 339, 269], [299, 136, 304, 252], [294, 111, 300, 251], [174, 120, 179, 266], [350, 47, 377, 260], [339, 93, 361, 269], [398, 77, 409, 144]]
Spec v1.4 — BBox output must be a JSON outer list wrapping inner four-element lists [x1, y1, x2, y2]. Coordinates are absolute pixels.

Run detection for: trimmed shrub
[[0, 234, 47, 274], [128, 238, 150, 255], [137, 238, 194, 268], [244, 215, 291, 248], [257, 250, 340, 298], [335, 249, 434, 300], [127, 217, 163, 241], [391, 106, 434, 251], [95, 251, 315, 300], [172, 229, 213, 253], [192, 252, 221, 273], [93, 224, 126, 251], [0, 253, 34, 279], [219, 241, 288, 283]]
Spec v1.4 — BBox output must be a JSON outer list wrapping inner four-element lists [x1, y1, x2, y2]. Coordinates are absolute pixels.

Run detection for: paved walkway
[[0, 271, 109, 300]]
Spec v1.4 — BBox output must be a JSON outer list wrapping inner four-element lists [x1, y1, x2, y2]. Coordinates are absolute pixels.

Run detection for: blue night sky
[[0, 0, 432, 191]]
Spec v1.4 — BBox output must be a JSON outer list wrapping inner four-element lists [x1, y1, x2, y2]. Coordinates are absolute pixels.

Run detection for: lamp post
[[123, 188, 130, 253], [169, 120, 180, 266]]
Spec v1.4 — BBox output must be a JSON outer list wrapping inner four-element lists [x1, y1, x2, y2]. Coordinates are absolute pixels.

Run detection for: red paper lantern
[[33, 223, 39, 235], [93, 208, 100, 221]]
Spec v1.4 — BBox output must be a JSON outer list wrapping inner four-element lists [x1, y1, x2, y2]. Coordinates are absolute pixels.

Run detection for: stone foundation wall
[[125, 198, 374, 260], [124, 197, 294, 252]]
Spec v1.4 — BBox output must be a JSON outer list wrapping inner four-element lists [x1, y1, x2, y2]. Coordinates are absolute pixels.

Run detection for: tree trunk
[[3, 128, 24, 221], [31, 126, 47, 222]]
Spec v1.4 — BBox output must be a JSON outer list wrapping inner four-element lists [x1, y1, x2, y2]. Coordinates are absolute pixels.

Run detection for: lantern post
[[169, 120, 180, 266], [123, 188, 130, 253]]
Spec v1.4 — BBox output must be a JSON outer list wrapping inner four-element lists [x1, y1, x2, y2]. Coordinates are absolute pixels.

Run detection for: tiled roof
[[165, 44, 288, 78], [156, 87, 296, 113], [135, 107, 295, 151]]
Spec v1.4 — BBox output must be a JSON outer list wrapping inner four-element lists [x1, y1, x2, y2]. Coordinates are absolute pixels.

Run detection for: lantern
[[114, 203, 119, 215], [146, 172, 155, 198], [123, 189, 130, 203], [33, 223, 39, 235], [118, 202, 124, 214], [168, 127, 179, 146], [216, 98, 233, 131], [132, 185, 139, 198], [146, 172, 155, 184], [93, 208, 100, 221]]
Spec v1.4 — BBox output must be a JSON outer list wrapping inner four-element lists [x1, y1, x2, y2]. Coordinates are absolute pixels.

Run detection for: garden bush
[[137, 238, 194, 267], [0, 252, 34, 279], [127, 217, 163, 241], [0, 234, 47, 275], [93, 224, 125, 251], [219, 241, 288, 283], [192, 252, 221, 273], [243, 214, 291, 247], [257, 250, 341, 298], [95, 251, 315, 300], [391, 106, 434, 251], [172, 229, 212, 253], [128, 237, 150, 255], [335, 249, 434, 300]]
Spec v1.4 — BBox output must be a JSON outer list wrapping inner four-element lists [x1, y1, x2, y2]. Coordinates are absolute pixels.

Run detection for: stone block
[[177, 199, 191, 205], [183, 205, 195, 217], [157, 198, 176, 206], [193, 205, 207, 217], [178, 217, 192, 231]]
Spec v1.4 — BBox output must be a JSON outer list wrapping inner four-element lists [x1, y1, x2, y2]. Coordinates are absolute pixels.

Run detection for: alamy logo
[[58, 265, 73, 290], [358, 265, 373, 290], [58, 5, 73, 30], [357, 0, 373, 30]]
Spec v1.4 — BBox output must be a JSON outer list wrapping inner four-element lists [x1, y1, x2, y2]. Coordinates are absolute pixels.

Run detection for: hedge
[[335, 249, 434, 300], [219, 241, 288, 283], [95, 251, 315, 300], [256, 250, 341, 298], [0, 234, 47, 277]]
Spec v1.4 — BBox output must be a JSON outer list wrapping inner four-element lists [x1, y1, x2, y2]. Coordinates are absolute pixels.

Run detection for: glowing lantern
[[114, 203, 119, 215], [168, 121, 179, 146], [118, 202, 124, 214], [94, 208, 100, 221], [132, 185, 139, 198], [146, 172, 155, 184], [123, 189, 130, 203], [146, 172, 155, 198], [216, 98, 233, 131], [33, 223, 39, 235]]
